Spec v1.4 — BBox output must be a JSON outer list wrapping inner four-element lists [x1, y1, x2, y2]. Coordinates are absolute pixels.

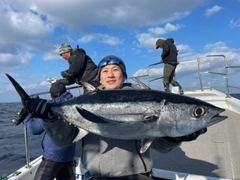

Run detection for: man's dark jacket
[[161, 38, 179, 65], [59, 47, 98, 85]]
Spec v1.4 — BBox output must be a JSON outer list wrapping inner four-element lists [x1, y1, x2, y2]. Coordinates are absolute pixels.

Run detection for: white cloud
[[136, 23, 184, 49], [204, 5, 222, 17], [230, 19, 240, 28], [0, 51, 32, 70], [204, 42, 230, 52], [176, 44, 191, 52], [42, 52, 60, 61], [136, 33, 158, 49], [0, 0, 209, 60], [148, 23, 184, 35], [0, 2, 53, 46], [79, 34, 123, 46], [32, 0, 205, 29]]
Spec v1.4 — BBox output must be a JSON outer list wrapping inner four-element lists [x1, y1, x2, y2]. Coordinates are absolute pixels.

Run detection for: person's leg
[[163, 64, 174, 92], [169, 65, 184, 95], [171, 81, 184, 95], [163, 82, 170, 93], [168, 65, 176, 84], [55, 160, 76, 180], [34, 158, 62, 180]]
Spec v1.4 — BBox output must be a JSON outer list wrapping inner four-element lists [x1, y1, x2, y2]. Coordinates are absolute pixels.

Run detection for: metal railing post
[[24, 126, 31, 168], [197, 57, 203, 91]]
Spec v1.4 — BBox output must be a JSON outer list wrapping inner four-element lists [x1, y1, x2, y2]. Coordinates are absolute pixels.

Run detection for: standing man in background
[[58, 43, 100, 93], [156, 38, 184, 95]]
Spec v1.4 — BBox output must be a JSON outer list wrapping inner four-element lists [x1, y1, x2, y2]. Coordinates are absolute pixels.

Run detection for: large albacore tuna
[[6, 74, 227, 141]]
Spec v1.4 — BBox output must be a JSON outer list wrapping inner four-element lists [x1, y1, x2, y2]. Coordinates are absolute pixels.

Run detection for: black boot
[[163, 82, 170, 93], [172, 81, 184, 95]]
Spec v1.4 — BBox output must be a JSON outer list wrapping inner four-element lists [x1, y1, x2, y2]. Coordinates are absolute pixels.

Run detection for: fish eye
[[193, 106, 205, 117]]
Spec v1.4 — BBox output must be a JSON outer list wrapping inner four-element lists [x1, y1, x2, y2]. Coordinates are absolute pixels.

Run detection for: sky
[[0, 0, 240, 102]]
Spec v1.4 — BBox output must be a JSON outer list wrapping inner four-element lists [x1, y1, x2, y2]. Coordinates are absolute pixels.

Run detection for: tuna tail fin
[[13, 107, 28, 125], [6, 74, 30, 103], [6, 74, 30, 125]]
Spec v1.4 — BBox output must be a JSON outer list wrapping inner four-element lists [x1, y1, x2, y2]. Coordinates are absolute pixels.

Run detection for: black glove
[[61, 70, 70, 78], [25, 98, 55, 120], [178, 128, 207, 142]]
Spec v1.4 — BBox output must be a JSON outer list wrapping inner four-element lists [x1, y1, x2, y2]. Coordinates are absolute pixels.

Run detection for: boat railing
[[128, 54, 240, 97], [197, 54, 240, 96], [126, 62, 164, 88], [147, 62, 164, 87]]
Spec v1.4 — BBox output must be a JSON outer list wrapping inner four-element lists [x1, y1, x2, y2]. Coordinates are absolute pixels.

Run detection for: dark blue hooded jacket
[[23, 91, 76, 162]]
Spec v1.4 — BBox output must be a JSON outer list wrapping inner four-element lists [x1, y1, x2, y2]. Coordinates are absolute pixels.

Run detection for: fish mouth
[[207, 109, 228, 127]]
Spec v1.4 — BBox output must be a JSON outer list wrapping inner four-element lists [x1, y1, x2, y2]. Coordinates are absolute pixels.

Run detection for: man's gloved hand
[[25, 98, 55, 120], [61, 70, 70, 78], [30, 94, 39, 99], [47, 78, 57, 84], [177, 128, 207, 142]]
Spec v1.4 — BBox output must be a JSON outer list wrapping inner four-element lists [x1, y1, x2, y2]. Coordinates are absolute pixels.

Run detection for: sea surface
[[1, 93, 240, 175], [0, 102, 43, 175]]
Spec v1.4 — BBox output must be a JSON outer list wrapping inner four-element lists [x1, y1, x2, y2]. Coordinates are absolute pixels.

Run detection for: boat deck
[[151, 89, 240, 180]]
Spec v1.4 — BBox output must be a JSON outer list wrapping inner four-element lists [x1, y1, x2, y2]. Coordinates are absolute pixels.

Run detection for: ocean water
[[1, 93, 240, 175], [0, 102, 42, 175]]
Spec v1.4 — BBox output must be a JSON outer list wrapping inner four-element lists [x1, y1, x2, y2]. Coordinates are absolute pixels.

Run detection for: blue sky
[[1, 0, 240, 102]]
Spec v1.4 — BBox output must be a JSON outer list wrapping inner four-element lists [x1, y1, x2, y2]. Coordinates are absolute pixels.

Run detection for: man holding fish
[[18, 55, 213, 180]]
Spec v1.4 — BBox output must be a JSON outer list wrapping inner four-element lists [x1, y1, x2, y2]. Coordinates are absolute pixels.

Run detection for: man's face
[[100, 64, 125, 90], [61, 52, 71, 60]]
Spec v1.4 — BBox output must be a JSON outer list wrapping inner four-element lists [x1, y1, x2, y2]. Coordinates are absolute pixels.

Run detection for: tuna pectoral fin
[[76, 107, 114, 123], [72, 128, 89, 143], [140, 139, 154, 153], [5, 74, 30, 107]]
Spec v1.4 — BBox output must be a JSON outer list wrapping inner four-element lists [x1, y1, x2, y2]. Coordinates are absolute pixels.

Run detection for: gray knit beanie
[[58, 43, 73, 55]]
